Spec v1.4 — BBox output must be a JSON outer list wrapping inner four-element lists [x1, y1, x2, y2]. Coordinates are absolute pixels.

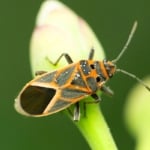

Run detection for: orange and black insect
[[15, 21, 150, 121]]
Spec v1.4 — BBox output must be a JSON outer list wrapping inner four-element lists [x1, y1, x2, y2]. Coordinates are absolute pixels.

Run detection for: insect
[[15, 21, 150, 121]]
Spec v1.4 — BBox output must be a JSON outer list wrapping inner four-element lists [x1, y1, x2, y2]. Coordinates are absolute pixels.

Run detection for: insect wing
[[15, 65, 89, 117], [15, 71, 58, 117]]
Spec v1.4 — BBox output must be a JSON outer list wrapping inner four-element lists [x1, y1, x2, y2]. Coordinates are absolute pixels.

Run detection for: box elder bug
[[15, 21, 150, 121]]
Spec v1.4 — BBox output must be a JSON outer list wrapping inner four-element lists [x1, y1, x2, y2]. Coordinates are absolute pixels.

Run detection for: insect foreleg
[[101, 85, 114, 96], [46, 53, 73, 65]]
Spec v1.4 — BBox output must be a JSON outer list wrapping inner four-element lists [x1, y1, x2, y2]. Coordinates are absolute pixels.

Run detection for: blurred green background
[[0, 0, 150, 149]]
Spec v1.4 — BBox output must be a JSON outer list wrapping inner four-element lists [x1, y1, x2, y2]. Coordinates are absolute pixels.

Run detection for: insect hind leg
[[67, 102, 80, 121], [73, 102, 80, 121], [46, 53, 73, 66]]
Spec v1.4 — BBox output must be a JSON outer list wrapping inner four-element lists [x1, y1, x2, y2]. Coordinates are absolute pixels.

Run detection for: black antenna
[[112, 21, 138, 63], [112, 21, 150, 92], [117, 69, 150, 91]]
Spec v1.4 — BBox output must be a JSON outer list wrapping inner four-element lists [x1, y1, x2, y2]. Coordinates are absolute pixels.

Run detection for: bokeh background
[[1, 0, 150, 149]]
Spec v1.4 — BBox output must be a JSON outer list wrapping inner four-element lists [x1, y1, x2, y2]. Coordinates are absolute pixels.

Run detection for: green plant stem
[[74, 100, 118, 150]]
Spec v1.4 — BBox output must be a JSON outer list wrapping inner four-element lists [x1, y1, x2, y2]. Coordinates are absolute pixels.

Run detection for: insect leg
[[101, 85, 114, 96], [36, 53, 73, 75], [91, 93, 102, 102], [88, 48, 95, 60], [46, 53, 73, 65], [35, 71, 47, 76], [83, 93, 101, 117], [67, 104, 80, 121], [73, 102, 80, 121]]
